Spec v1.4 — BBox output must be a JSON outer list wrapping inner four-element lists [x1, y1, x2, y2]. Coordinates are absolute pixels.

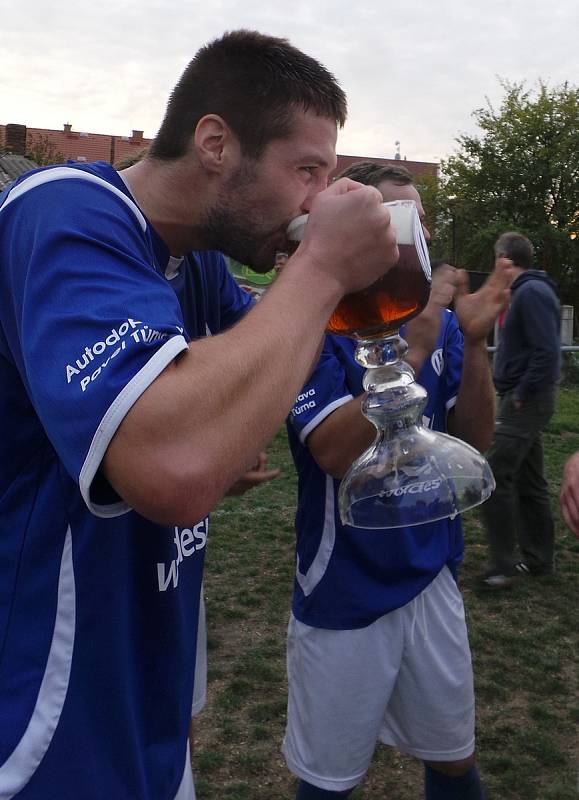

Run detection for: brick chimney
[[64, 123, 72, 134], [131, 130, 144, 142], [5, 124, 27, 155]]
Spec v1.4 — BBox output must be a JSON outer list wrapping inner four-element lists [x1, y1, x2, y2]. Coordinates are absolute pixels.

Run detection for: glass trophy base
[[338, 428, 495, 530]]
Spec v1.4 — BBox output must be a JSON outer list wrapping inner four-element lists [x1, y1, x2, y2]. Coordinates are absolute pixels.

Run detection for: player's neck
[[119, 158, 210, 256]]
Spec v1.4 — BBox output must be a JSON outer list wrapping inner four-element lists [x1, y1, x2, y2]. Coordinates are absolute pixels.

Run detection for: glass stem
[[354, 334, 428, 436]]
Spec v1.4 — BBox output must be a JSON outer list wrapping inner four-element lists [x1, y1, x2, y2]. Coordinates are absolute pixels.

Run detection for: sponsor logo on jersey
[[157, 519, 209, 591], [292, 388, 317, 416], [64, 318, 184, 392]]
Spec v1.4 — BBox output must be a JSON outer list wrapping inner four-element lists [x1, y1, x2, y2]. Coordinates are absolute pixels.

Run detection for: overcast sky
[[1, 0, 576, 165]]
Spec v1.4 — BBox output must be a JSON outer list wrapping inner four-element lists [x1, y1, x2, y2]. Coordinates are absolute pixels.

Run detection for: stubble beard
[[200, 164, 281, 273]]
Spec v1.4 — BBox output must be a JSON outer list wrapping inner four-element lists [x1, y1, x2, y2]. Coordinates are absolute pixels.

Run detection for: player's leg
[[295, 781, 353, 798], [423, 758, 486, 799], [379, 567, 486, 799], [516, 417, 555, 575], [283, 613, 405, 796]]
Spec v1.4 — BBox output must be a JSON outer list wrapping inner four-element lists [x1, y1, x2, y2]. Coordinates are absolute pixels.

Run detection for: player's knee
[[424, 752, 476, 778]]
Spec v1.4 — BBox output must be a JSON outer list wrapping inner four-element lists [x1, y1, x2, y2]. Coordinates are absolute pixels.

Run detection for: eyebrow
[[303, 157, 330, 169]]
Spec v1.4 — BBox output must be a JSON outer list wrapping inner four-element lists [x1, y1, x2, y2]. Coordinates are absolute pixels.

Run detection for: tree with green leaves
[[435, 80, 579, 306]]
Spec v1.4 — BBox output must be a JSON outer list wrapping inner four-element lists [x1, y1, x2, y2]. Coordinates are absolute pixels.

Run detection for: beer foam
[[286, 213, 309, 242], [287, 200, 422, 251], [382, 200, 415, 246]]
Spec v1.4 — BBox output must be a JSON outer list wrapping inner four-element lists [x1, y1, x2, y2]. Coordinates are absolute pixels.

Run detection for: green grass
[[193, 389, 579, 799]]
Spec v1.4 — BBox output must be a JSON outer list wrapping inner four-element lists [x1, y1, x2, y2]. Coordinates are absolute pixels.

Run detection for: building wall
[[0, 123, 151, 166], [1, 123, 438, 178]]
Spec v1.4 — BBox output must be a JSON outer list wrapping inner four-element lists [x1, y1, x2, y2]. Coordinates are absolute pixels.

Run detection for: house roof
[[0, 154, 38, 190]]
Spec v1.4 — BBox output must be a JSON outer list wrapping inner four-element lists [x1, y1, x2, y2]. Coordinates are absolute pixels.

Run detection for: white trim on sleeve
[[298, 395, 354, 444], [79, 335, 188, 517]]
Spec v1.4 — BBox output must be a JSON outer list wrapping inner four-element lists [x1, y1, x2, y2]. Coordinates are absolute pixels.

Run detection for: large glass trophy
[[287, 200, 494, 529]]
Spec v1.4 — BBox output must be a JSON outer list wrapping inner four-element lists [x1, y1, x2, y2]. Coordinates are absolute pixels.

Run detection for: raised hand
[[292, 178, 400, 296], [404, 264, 459, 372], [454, 257, 515, 343]]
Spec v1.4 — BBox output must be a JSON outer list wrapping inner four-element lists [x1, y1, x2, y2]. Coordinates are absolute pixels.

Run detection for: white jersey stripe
[[174, 744, 196, 800], [296, 474, 336, 596], [0, 528, 76, 799], [0, 167, 148, 233]]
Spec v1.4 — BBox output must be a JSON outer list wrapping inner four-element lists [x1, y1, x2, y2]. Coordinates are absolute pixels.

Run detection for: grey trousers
[[481, 390, 555, 574]]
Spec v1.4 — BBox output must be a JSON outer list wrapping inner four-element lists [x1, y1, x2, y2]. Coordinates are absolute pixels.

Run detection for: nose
[[301, 174, 329, 214]]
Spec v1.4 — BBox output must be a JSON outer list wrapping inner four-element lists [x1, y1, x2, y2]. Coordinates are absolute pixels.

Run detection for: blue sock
[[424, 764, 486, 799], [295, 779, 353, 799]]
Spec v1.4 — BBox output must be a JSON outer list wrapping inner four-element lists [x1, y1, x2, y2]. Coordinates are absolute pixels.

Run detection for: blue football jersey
[[0, 162, 251, 799], [287, 312, 465, 630]]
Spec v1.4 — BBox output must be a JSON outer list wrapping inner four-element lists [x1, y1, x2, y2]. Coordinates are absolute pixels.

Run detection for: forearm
[[404, 341, 431, 376], [104, 257, 343, 523], [404, 309, 443, 376], [307, 396, 375, 478], [447, 338, 495, 452]]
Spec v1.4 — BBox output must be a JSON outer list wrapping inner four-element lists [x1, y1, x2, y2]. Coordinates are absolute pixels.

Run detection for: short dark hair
[[494, 232, 534, 269], [150, 30, 347, 160], [337, 161, 413, 188]]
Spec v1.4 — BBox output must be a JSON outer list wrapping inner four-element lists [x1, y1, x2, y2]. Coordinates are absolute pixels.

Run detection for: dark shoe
[[526, 563, 554, 577], [480, 562, 529, 589], [480, 570, 516, 589]]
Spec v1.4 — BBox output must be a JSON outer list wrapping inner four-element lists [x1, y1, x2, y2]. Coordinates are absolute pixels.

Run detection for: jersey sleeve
[[288, 336, 354, 445], [3, 174, 189, 517], [441, 311, 464, 412]]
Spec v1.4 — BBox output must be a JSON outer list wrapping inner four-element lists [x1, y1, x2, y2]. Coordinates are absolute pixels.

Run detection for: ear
[[193, 114, 240, 174]]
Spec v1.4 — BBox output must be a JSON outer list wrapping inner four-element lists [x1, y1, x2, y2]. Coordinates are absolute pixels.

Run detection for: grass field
[[193, 389, 579, 800]]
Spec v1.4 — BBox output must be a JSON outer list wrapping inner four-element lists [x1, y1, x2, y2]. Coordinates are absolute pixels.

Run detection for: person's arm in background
[[447, 257, 514, 451], [103, 181, 399, 524], [560, 453, 579, 538]]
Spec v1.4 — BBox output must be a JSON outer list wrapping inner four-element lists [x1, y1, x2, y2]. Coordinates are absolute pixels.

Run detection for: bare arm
[[404, 265, 459, 375], [560, 452, 579, 538], [447, 336, 495, 451], [102, 181, 399, 524], [447, 259, 514, 451], [307, 396, 375, 478]]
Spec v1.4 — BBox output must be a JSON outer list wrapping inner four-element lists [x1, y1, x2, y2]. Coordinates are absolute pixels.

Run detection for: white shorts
[[282, 567, 475, 792], [191, 592, 207, 717]]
